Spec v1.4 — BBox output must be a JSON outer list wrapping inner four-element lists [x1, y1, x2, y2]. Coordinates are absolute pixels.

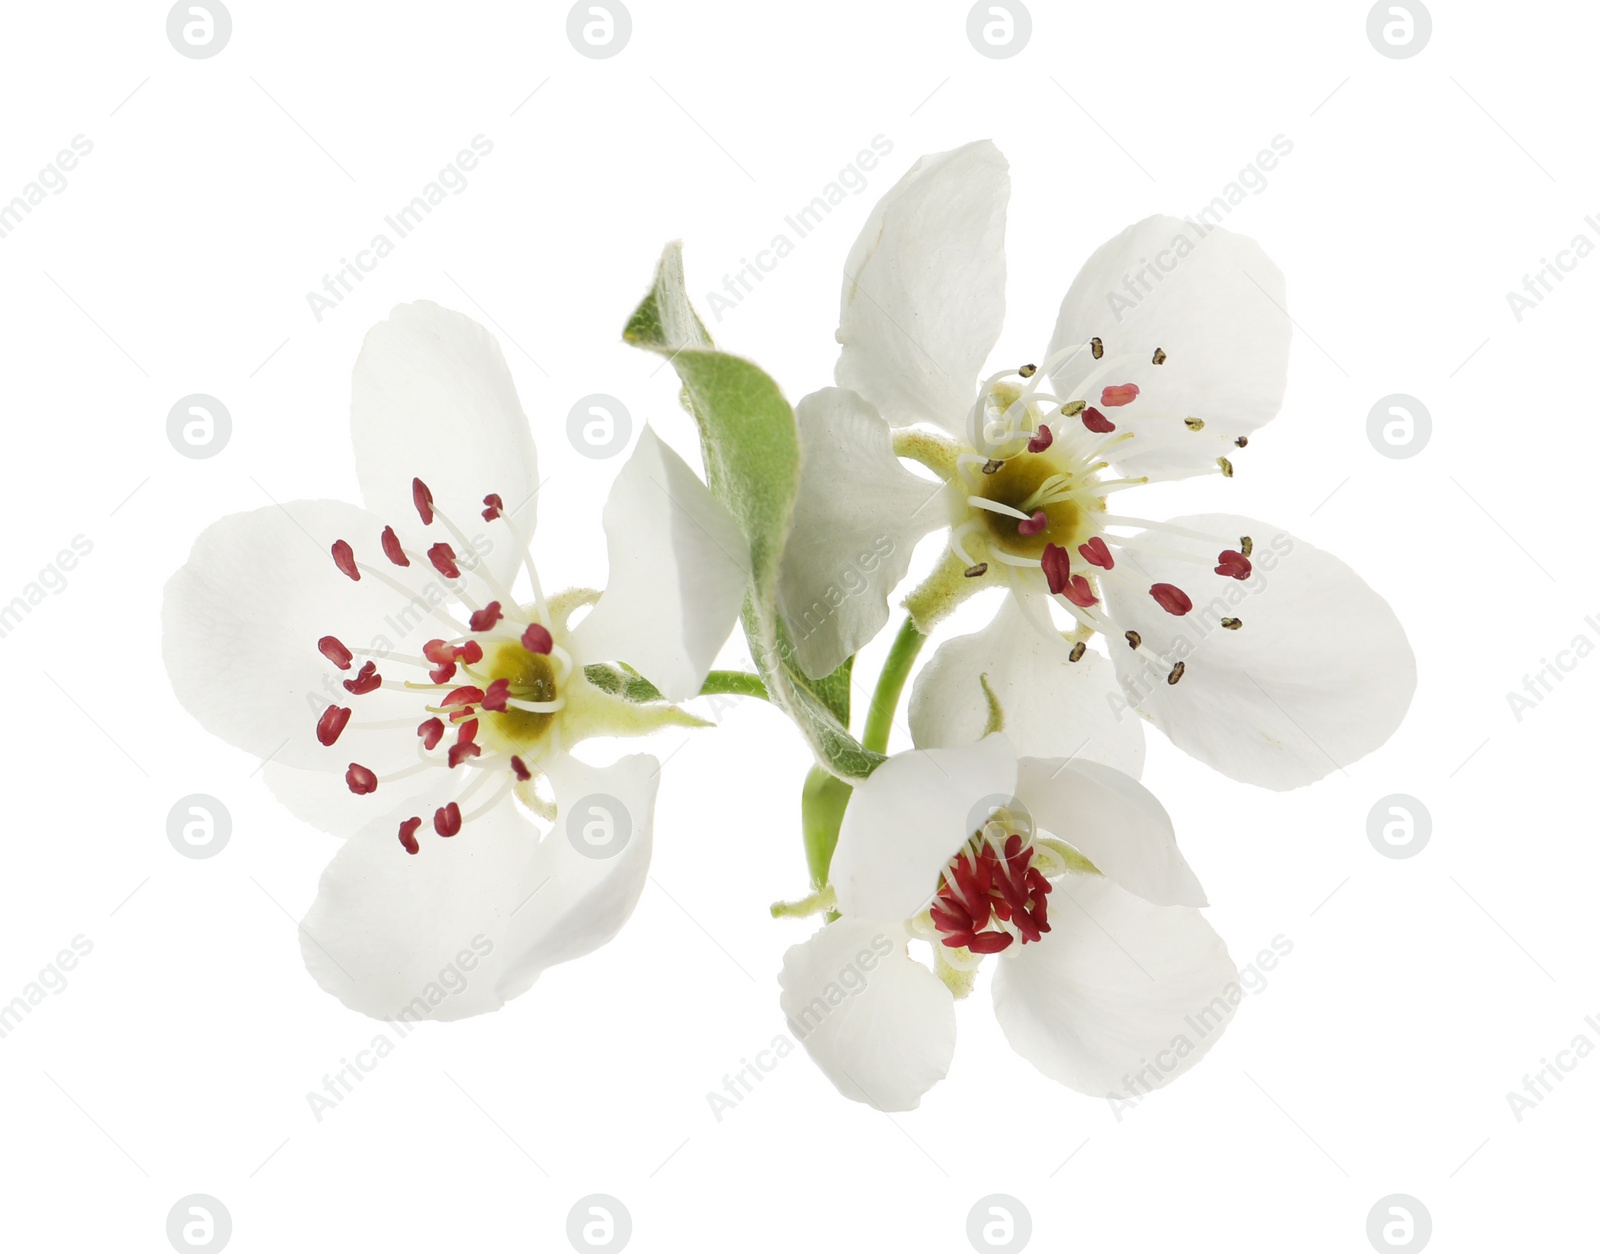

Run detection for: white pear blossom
[[163, 301, 746, 1019], [778, 140, 1415, 790], [778, 734, 1238, 1111]]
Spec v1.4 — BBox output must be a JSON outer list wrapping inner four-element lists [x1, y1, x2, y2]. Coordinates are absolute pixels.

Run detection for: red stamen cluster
[[1042, 542, 1097, 607], [929, 834, 1052, 953]]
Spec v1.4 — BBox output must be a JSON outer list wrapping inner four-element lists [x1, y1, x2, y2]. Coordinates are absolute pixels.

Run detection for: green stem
[[861, 616, 927, 755], [698, 670, 769, 700], [801, 765, 853, 893]]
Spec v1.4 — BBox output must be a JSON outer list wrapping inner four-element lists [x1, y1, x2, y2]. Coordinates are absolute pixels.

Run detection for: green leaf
[[624, 243, 882, 780]]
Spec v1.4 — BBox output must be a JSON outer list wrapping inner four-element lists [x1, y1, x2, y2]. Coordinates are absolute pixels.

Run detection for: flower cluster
[[164, 141, 1413, 1109]]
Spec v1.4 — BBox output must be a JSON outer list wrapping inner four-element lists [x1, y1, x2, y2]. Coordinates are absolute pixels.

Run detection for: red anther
[[398, 817, 422, 855], [1101, 383, 1141, 408], [1061, 574, 1098, 608], [511, 755, 532, 781], [481, 678, 511, 712], [418, 717, 445, 750], [331, 539, 360, 581], [455, 640, 483, 665], [434, 802, 462, 837], [1078, 536, 1114, 570], [423, 639, 456, 665], [441, 685, 485, 708], [448, 741, 481, 769], [316, 704, 352, 746], [521, 622, 553, 655], [482, 493, 504, 521], [343, 660, 381, 695], [1041, 543, 1073, 595], [469, 601, 503, 632], [317, 635, 353, 670], [380, 525, 410, 567], [1214, 549, 1252, 580], [345, 763, 377, 795], [456, 718, 478, 745], [412, 478, 435, 525], [429, 661, 457, 684], [1081, 406, 1116, 434], [1151, 582, 1194, 615], [427, 543, 460, 579], [967, 931, 1015, 954], [1026, 424, 1054, 453], [1016, 509, 1048, 537]]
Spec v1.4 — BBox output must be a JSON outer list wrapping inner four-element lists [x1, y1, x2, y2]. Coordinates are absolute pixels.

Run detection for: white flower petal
[[776, 387, 947, 679], [1047, 216, 1289, 480], [832, 736, 1018, 922], [568, 428, 746, 702], [835, 141, 1009, 434], [162, 500, 437, 771], [1015, 758, 1205, 907], [908, 593, 1146, 776], [1102, 515, 1415, 790], [301, 754, 658, 1021], [992, 871, 1237, 1097], [350, 301, 540, 587], [263, 759, 449, 839], [778, 918, 954, 1111]]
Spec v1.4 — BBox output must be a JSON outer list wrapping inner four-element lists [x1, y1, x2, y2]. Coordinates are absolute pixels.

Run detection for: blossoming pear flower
[[777, 140, 1415, 790], [777, 734, 1237, 1110], [163, 301, 746, 1019]]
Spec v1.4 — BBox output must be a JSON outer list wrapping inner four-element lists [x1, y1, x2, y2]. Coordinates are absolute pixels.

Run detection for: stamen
[[398, 817, 422, 855], [428, 543, 460, 578], [1057, 576, 1098, 608], [413, 478, 435, 525], [1090, 336, 1104, 359], [448, 741, 481, 769], [481, 678, 511, 712], [318, 636, 353, 670], [1152, 347, 1167, 365], [1081, 407, 1116, 434], [331, 540, 360, 581], [511, 755, 532, 781], [345, 763, 377, 795], [1016, 510, 1048, 537], [1125, 630, 1142, 649], [1150, 584, 1194, 615], [1222, 617, 1242, 630], [1214, 549, 1252, 580], [1100, 384, 1140, 408], [967, 495, 1034, 522], [1240, 535, 1253, 557], [1217, 457, 1234, 478], [521, 623, 553, 655], [982, 458, 1004, 475], [1026, 424, 1053, 453], [433, 802, 462, 837], [441, 685, 485, 710], [1068, 641, 1086, 662], [482, 493, 504, 521], [1018, 362, 1037, 378], [343, 661, 382, 695], [1235, 436, 1249, 448], [1077, 537, 1114, 569], [964, 562, 989, 578], [1184, 417, 1205, 431], [1061, 400, 1086, 417], [1168, 662, 1186, 685], [316, 705, 352, 746], [469, 601, 504, 632], [1041, 544, 1072, 596], [418, 718, 445, 750], [380, 526, 409, 567]]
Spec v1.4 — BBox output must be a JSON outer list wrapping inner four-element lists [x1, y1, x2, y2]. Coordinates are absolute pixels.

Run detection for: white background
[[1, 1, 1594, 1250]]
